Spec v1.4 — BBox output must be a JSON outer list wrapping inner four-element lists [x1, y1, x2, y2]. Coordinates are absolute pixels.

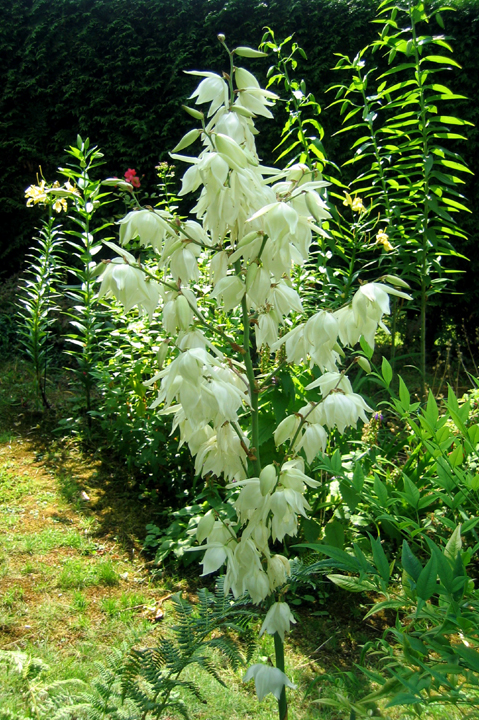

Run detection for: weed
[[57, 559, 93, 590], [96, 561, 119, 587], [1, 586, 25, 609], [71, 591, 89, 612], [100, 597, 119, 616]]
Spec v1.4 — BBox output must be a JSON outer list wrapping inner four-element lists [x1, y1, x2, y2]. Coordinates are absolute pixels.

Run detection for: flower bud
[[156, 341, 169, 369], [273, 414, 300, 447], [382, 274, 410, 289], [237, 230, 260, 249], [234, 46, 268, 58], [102, 178, 134, 191], [182, 105, 205, 121], [259, 464, 277, 496], [176, 294, 191, 330], [172, 128, 202, 154], [217, 33, 226, 42], [356, 356, 371, 373], [215, 133, 248, 169]]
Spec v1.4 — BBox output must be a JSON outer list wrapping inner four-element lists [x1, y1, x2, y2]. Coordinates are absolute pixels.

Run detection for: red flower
[[124, 168, 141, 188]]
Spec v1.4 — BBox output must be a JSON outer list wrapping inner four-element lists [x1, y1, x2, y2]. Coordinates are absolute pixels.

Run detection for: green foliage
[[261, 29, 328, 170], [314, 527, 479, 715], [329, 0, 472, 384], [310, 376, 479, 557], [16, 212, 64, 408], [80, 582, 257, 720], [92, 310, 195, 492], [60, 136, 112, 426], [0, 650, 85, 720]]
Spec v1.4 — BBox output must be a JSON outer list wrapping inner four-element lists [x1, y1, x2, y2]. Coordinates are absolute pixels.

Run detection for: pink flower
[[124, 168, 141, 188]]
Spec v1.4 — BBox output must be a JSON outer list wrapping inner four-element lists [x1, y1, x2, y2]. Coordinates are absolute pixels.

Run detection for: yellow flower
[[351, 196, 366, 213], [53, 198, 68, 213], [343, 192, 366, 213], [376, 229, 393, 252], [25, 180, 47, 207]]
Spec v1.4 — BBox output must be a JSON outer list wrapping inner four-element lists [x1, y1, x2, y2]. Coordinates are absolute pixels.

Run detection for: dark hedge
[[1, 0, 478, 329]]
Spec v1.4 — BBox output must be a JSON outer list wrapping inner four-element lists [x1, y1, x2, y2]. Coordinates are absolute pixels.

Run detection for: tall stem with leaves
[[17, 207, 64, 409], [60, 136, 112, 427], [329, 0, 472, 392]]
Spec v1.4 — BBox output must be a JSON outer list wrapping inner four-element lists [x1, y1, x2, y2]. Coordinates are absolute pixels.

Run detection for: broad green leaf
[[323, 520, 345, 549], [369, 534, 390, 582], [386, 693, 422, 707], [340, 481, 360, 512], [455, 645, 479, 673], [468, 424, 479, 446], [302, 517, 322, 542], [381, 357, 393, 387], [444, 525, 462, 564], [331, 448, 342, 475], [402, 541, 423, 582], [398, 376, 410, 410], [449, 444, 464, 467], [352, 463, 365, 493], [303, 544, 360, 572], [422, 54, 461, 68], [462, 517, 479, 534], [326, 574, 376, 592], [431, 115, 473, 127], [374, 475, 389, 506], [364, 599, 404, 619], [402, 474, 420, 508], [360, 336, 373, 359], [416, 554, 438, 601]]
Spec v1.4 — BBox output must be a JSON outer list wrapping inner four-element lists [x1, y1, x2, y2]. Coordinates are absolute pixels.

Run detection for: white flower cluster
[[97, 47, 411, 704]]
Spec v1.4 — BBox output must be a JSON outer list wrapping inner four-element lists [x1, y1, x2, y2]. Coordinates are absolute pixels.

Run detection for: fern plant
[[0, 649, 85, 720], [80, 581, 256, 720]]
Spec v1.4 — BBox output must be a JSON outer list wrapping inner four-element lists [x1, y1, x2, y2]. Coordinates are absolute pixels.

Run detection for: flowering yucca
[[97, 38, 411, 712]]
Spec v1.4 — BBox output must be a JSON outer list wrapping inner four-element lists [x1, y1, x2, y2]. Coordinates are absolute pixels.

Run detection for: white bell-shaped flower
[[211, 275, 246, 312], [267, 555, 291, 591], [260, 602, 297, 641], [186, 70, 229, 116], [243, 664, 296, 702], [119, 209, 171, 250], [98, 258, 159, 318]]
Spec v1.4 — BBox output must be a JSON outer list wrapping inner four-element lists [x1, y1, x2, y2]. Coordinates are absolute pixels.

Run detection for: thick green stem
[[274, 632, 288, 720], [241, 293, 261, 475]]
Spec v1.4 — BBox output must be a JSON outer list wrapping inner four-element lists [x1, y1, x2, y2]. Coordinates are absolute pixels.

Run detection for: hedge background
[[1, 0, 478, 335]]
